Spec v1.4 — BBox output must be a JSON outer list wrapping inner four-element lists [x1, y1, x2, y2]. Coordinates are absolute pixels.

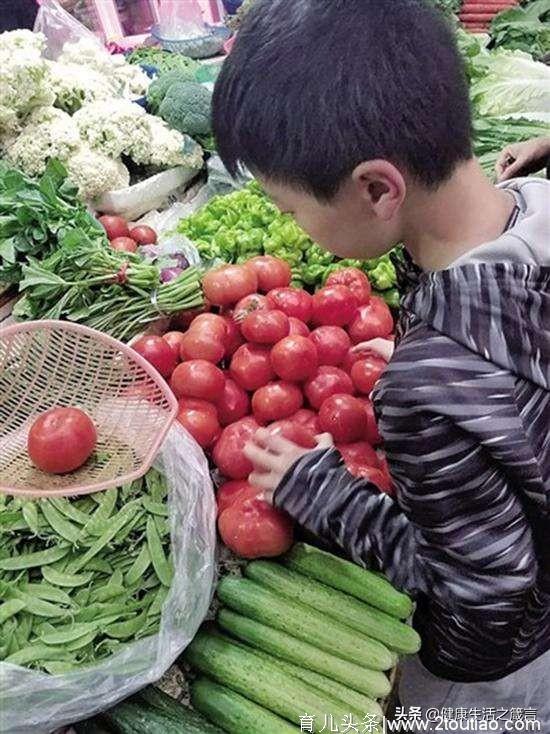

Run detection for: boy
[[212, 0, 550, 729]]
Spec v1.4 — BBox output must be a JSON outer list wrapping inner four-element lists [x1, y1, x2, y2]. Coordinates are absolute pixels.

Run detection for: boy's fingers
[[249, 471, 277, 491], [243, 442, 280, 471], [264, 433, 299, 455], [315, 433, 334, 449]]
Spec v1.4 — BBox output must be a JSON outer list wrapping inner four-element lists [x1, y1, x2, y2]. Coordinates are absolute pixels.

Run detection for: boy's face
[[260, 172, 404, 261]]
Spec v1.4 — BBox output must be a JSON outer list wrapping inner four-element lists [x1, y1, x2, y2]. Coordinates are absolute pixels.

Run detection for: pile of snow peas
[[0, 469, 172, 673]]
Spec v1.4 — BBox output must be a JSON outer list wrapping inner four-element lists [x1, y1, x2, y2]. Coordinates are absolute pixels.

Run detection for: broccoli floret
[[158, 81, 212, 138], [146, 69, 197, 114]]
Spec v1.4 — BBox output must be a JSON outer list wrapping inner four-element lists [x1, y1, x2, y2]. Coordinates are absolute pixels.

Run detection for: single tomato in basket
[[28, 407, 97, 474]]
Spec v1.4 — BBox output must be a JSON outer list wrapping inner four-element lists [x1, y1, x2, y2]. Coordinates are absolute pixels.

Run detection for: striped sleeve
[[274, 329, 538, 611]]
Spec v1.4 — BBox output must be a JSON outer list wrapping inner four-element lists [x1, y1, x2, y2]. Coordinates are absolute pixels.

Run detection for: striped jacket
[[274, 262, 550, 682]]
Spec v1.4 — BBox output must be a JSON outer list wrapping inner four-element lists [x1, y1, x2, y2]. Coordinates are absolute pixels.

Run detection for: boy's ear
[[351, 160, 407, 221]]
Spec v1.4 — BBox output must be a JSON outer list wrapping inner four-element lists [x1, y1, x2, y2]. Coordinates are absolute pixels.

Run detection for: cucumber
[[245, 560, 420, 654], [218, 614, 384, 718], [191, 677, 299, 733], [217, 608, 391, 700], [133, 687, 224, 733], [284, 543, 413, 619], [100, 699, 221, 734], [183, 630, 367, 727], [73, 721, 113, 734], [217, 576, 394, 671]]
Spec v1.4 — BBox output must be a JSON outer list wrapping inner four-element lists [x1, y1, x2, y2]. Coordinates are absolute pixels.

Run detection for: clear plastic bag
[[0, 423, 217, 734], [34, 0, 101, 60]]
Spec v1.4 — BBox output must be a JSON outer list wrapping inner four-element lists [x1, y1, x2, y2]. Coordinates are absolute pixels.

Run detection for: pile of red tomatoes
[[133, 256, 395, 559]]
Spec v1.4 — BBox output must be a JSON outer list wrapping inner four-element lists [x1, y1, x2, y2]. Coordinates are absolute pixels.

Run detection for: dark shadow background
[[1, 0, 39, 32]]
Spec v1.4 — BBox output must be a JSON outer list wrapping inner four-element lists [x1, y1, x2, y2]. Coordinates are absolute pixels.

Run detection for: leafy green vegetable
[[13, 232, 203, 341], [146, 69, 198, 114], [0, 159, 106, 284], [474, 115, 550, 177], [490, 0, 550, 59], [178, 183, 399, 294], [0, 469, 171, 673], [126, 48, 200, 76]]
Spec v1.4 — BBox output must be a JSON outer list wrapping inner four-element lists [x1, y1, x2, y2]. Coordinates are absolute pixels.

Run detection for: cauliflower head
[[65, 145, 130, 200], [4, 107, 80, 176], [0, 30, 53, 133], [74, 99, 151, 159], [59, 38, 150, 97], [47, 60, 116, 114], [147, 115, 204, 170], [158, 81, 213, 138]]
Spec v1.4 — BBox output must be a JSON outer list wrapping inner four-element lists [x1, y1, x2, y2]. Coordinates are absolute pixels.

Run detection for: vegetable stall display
[[80, 545, 420, 733]]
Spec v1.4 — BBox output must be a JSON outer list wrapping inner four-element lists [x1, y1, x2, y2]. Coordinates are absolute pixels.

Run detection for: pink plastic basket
[[0, 321, 178, 498]]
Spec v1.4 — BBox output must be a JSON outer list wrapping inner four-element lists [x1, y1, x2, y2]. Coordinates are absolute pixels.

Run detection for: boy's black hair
[[213, 0, 473, 199]]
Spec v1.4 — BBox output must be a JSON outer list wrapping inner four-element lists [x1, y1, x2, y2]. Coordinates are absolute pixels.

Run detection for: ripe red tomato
[[304, 366, 353, 410], [133, 335, 177, 379], [326, 267, 372, 305], [271, 336, 318, 382], [266, 419, 317, 448], [222, 313, 245, 356], [162, 331, 185, 361], [288, 317, 310, 337], [311, 285, 358, 327], [110, 237, 137, 253], [216, 378, 250, 426], [233, 294, 271, 324], [98, 215, 129, 240], [337, 441, 379, 469], [351, 355, 387, 395], [241, 310, 290, 345], [291, 408, 321, 434], [179, 330, 225, 364], [309, 326, 351, 366], [218, 493, 294, 558], [252, 381, 303, 424], [213, 416, 261, 479], [356, 397, 382, 446], [319, 394, 365, 443], [341, 348, 361, 374], [203, 265, 258, 307], [217, 480, 257, 515], [247, 256, 292, 292], [230, 344, 275, 391], [190, 313, 228, 340], [176, 398, 220, 448], [170, 360, 225, 401], [347, 462, 394, 494], [129, 225, 157, 245], [267, 288, 313, 323], [28, 407, 97, 474], [348, 296, 394, 344]]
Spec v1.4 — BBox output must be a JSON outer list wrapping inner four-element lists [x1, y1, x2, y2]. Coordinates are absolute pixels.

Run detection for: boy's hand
[[351, 337, 395, 362], [244, 429, 333, 504], [496, 137, 550, 182]]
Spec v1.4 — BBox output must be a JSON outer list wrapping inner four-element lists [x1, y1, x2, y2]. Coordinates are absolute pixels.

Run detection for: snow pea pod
[[23, 583, 74, 607], [0, 599, 25, 624], [41, 566, 93, 588], [105, 608, 149, 640], [22, 502, 39, 536], [0, 545, 69, 571], [125, 544, 151, 587], [68, 503, 140, 574], [83, 489, 118, 537], [146, 517, 173, 587], [41, 502, 81, 544], [5, 644, 71, 666], [10, 590, 68, 618], [48, 498, 90, 525], [40, 623, 96, 645]]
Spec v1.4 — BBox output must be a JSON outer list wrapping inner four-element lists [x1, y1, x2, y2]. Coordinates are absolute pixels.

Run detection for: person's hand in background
[[496, 137, 550, 182], [351, 337, 395, 362]]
